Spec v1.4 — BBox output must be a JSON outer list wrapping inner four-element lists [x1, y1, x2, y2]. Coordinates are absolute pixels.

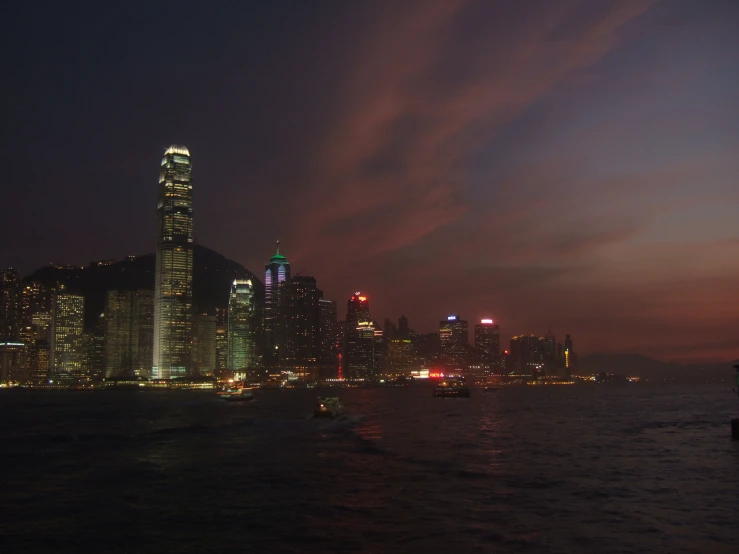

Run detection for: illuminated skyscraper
[[508, 335, 542, 376], [263, 242, 290, 366], [387, 338, 413, 377], [344, 293, 375, 380], [50, 287, 85, 380], [346, 293, 370, 331], [104, 290, 153, 378], [192, 313, 217, 376], [474, 318, 500, 366], [228, 279, 255, 374], [439, 314, 469, 369], [318, 298, 338, 364], [277, 276, 322, 377], [0, 268, 22, 341], [153, 145, 194, 379], [543, 330, 556, 375]]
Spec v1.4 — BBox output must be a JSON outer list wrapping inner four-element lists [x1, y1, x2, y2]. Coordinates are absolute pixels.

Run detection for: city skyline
[[2, 1, 738, 363]]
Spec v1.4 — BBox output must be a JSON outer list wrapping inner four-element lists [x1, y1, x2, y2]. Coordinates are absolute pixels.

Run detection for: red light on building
[[428, 370, 444, 379], [358, 296, 367, 302]]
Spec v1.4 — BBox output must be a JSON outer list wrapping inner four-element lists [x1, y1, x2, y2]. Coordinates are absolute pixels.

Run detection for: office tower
[[542, 330, 556, 375], [411, 332, 441, 366], [439, 314, 469, 369], [153, 145, 194, 379], [263, 242, 290, 366], [104, 290, 154, 378], [373, 326, 385, 375], [50, 287, 85, 380], [562, 334, 575, 377], [215, 307, 228, 375], [86, 313, 105, 381], [398, 315, 409, 339], [508, 335, 543, 376], [228, 279, 255, 375], [346, 320, 375, 380], [0, 341, 24, 384], [277, 276, 322, 378], [318, 298, 338, 377], [26, 312, 51, 384], [474, 318, 500, 367], [346, 293, 370, 331], [192, 314, 217, 376], [387, 338, 413, 377], [0, 269, 22, 341]]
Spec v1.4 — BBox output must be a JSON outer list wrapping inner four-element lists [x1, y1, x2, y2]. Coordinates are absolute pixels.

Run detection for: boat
[[217, 388, 255, 402], [433, 378, 470, 398], [314, 396, 343, 418]]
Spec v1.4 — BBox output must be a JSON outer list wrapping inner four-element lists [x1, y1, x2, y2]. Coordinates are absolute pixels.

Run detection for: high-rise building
[[104, 290, 154, 378], [215, 307, 228, 376], [153, 145, 194, 379], [0, 269, 22, 341], [18, 281, 52, 383], [508, 335, 543, 376], [387, 338, 413, 377], [439, 314, 469, 369], [192, 314, 217, 376], [277, 276, 322, 378], [86, 313, 105, 381], [346, 293, 370, 331], [562, 334, 576, 378], [228, 279, 255, 375], [263, 242, 290, 367], [27, 312, 51, 384], [318, 298, 338, 377], [50, 287, 85, 381], [474, 318, 500, 367], [542, 330, 556, 375], [346, 320, 375, 380]]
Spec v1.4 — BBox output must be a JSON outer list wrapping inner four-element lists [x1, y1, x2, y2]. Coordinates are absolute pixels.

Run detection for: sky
[[2, 0, 738, 362]]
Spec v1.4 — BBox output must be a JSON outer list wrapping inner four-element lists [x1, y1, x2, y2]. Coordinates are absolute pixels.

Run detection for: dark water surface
[[1, 385, 738, 553]]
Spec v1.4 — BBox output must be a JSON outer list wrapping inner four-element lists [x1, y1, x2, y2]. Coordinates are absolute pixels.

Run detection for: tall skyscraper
[[215, 307, 228, 376], [192, 313, 217, 376], [228, 279, 255, 375], [153, 145, 194, 379], [0, 269, 22, 341], [398, 315, 409, 339], [508, 335, 543, 376], [277, 276, 322, 377], [474, 318, 500, 366], [542, 330, 556, 375], [318, 298, 338, 376], [439, 314, 469, 369], [50, 287, 85, 380], [387, 338, 413, 377], [263, 242, 290, 366], [103, 290, 154, 378], [346, 293, 370, 331]]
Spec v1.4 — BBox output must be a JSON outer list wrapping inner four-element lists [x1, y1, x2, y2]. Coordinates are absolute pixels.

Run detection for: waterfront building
[[474, 318, 500, 368], [508, 335, 543, 376], [346, 320, 375, 380], [318, 298, 338, 378], [50, 287, 85, 380], [192, 313, 217, 376], [439, 314, 469, 369], [0, 268, 22, 341], [104, 290, 154, 378], [153, 145, 194, 379], [228, 279, 255, 375], [263, 242, 290, 367], [387, 338, 413, 377], [277, 276, 322, 378]]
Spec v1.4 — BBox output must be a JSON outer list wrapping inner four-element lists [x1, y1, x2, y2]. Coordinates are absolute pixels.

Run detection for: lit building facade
[[474, 318, 500, 367], [318, 298, 338, 365], [508, 335, 543, 376], [263, 242, 290, 367], [192, 314, 217, 376], [439, 314, 469, 369], [346, 320, 376, 380], [387, 338, 413, 377], [153, 145, 194, 379], [50, 287, 85, 380], [228, 279, 255, 374], [0, 268, 22, 341], [277, 276, 322, 377], [104, 290, 154, 378]]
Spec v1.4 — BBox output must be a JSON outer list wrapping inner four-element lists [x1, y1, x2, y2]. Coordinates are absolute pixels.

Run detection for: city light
[[447, 315, 457, 321], [481, 318, 493, 324]]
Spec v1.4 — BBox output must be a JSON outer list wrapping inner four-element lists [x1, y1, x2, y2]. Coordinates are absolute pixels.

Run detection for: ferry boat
[[217, 387, 255, 402], [433, 378, 470, 398], [314, 397, 343, 418]]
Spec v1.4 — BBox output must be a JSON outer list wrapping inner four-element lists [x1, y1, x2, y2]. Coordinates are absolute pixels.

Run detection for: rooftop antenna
[[276, 240, 280, 254]]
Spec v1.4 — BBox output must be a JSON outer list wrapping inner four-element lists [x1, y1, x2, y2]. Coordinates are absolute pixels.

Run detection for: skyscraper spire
[[276, 240, 280, 254]]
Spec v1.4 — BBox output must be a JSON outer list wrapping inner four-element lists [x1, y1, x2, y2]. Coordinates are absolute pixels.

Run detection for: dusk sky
[[2, 0, 738, 362]]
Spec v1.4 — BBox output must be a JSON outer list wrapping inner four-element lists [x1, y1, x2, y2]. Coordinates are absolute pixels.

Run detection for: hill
[[579, 352, 735, 384], [25, 245, 263, 328]]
